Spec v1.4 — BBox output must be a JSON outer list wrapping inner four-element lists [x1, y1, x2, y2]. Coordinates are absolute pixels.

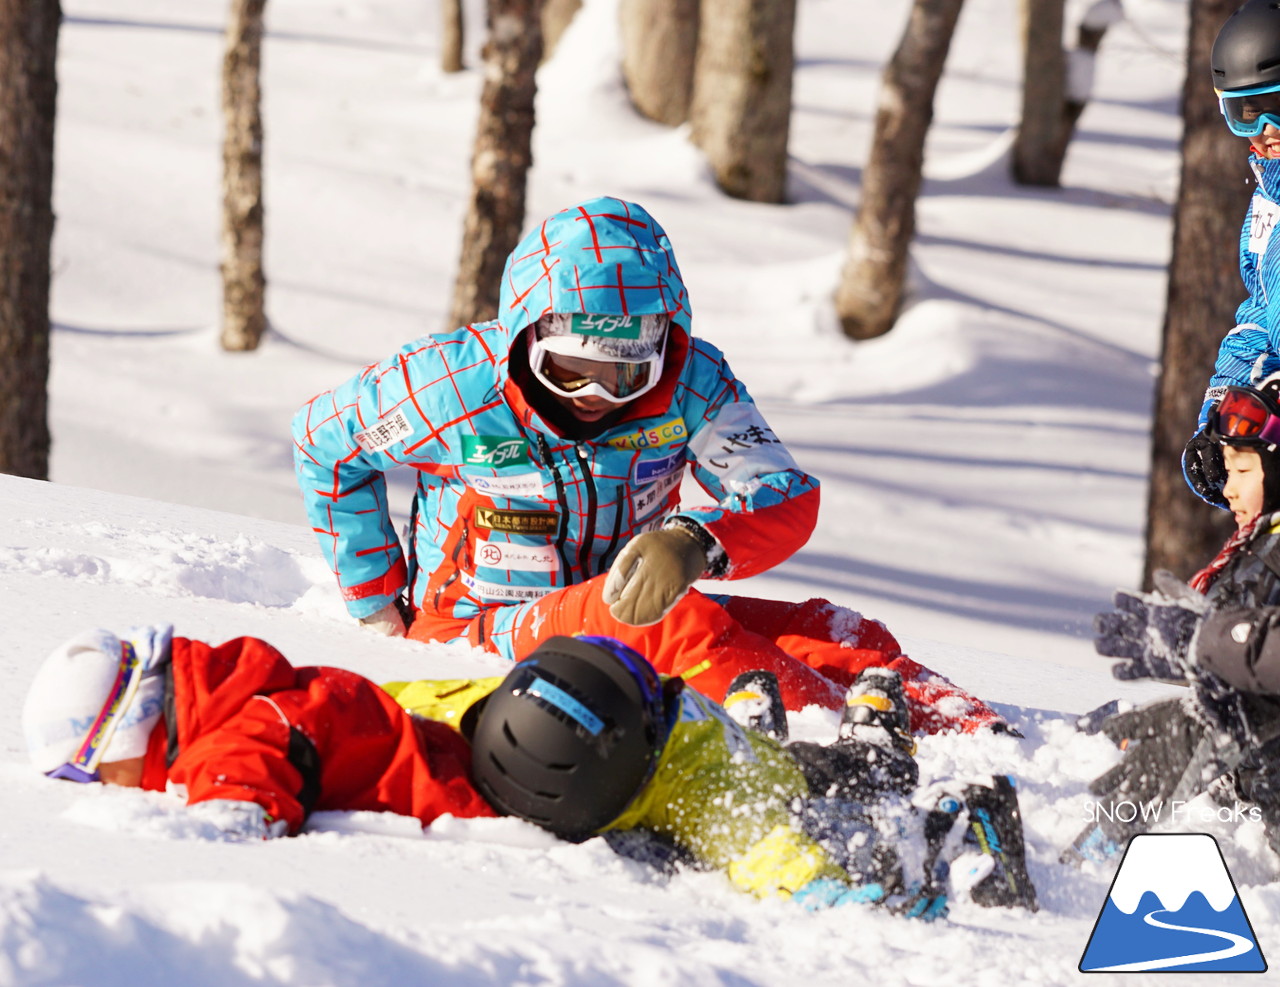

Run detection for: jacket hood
[[496, 197, 693, 352]]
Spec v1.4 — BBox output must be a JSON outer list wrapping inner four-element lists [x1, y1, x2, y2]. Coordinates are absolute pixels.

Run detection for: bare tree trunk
[[0, 0, 59, 480], [542, 0, 581, 62], [1013, 0, 1123, 187], [621, 0, 698, 126], [1062, 1, 1124, 142], [221, 0, 267, 352], [834, 0, 965, 341], [689, 0, 795, 203], [449, 0, 542, 328], [1012, 0, 1068, 185], [1143, 0, 1252, 585], [442, 0, 465, 73]]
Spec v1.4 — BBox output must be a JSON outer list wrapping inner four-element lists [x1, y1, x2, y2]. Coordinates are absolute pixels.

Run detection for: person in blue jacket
[[291, 196, 1003, 732], [1186, 0, 1280, 506]]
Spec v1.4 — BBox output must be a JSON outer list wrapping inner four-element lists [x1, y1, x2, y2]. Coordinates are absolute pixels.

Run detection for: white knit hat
[[534, 312, 669, 362], [23, 625, 173, 777]]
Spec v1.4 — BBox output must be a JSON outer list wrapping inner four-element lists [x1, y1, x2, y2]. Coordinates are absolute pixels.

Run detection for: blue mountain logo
[[1079, 833, 1266, 973]]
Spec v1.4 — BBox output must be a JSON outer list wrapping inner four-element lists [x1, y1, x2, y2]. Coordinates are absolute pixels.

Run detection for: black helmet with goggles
[[469, 635, 681, 842], [1212, 0, 1280, 137]]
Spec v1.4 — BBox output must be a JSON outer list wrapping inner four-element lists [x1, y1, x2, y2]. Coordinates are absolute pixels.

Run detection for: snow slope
[[5, 0, 1277, 983]]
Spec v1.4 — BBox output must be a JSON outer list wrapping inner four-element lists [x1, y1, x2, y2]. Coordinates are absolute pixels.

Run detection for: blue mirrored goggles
[[1219, 82, 1280, 137]]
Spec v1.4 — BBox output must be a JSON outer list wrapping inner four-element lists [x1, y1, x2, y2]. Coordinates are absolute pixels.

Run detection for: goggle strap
[[525, 675, 606, 736], [62, 641, 141, 775]]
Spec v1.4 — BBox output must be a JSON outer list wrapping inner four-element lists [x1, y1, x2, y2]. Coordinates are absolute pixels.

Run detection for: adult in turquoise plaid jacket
[[292, 197, 1002, 732]]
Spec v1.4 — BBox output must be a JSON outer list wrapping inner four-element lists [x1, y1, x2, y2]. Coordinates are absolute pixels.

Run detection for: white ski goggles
[[1219, 82, 1280, 138], [527, 334, 664, 404]]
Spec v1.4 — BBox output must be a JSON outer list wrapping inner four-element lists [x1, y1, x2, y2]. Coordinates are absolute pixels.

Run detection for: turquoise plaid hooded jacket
[[292, 197, 820, 633]]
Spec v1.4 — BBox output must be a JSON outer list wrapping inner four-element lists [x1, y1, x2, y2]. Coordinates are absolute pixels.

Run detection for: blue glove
[[895, 888, 950, 922], [793, 878, 947, 921], [792, 878, 886, 912]]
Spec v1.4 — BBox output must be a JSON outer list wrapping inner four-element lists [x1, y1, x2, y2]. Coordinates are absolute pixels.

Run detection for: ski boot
[[788, 667, 920, 799], [724, 669, 789, 742], [794, 798, 948, 921], [950, 775, 1039, 911], [838, 667, 916, 755]]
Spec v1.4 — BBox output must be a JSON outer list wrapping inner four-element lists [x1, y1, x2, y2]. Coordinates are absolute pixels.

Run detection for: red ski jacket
[[138, 636, 494, 833]]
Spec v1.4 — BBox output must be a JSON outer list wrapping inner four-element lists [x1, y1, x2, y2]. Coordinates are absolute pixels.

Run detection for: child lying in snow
[[21, 624, 493, 837], [391, 635, 1037, 918], [23, 626, 1036, 917], [1069, 375, 1280, 863]]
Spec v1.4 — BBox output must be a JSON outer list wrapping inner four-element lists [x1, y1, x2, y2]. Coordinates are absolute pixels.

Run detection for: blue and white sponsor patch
[[633, 450, 682, 485]]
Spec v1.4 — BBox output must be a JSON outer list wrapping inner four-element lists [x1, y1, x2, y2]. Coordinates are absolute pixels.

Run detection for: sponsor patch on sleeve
[[354, 410, 414, 453], [687, 402, 798, 480]]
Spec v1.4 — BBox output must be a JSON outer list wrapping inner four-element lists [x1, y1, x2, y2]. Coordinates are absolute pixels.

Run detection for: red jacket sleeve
[[168, 697, 309, 833]]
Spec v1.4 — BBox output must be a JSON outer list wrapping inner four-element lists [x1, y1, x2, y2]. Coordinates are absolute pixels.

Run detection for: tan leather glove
[[603, 526, 707, 626], [359, 601, 407, 637]]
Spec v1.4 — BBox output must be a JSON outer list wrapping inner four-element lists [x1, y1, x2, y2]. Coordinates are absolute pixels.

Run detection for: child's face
[[1249, 123, 1280, 159], [97, 756, 145, 788], [1223, 444, 1267, 528]]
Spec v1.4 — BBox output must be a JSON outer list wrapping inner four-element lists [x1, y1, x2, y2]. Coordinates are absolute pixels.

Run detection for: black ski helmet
[[1211, 1, 1280, 92], [469, 635, 679, 842]]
